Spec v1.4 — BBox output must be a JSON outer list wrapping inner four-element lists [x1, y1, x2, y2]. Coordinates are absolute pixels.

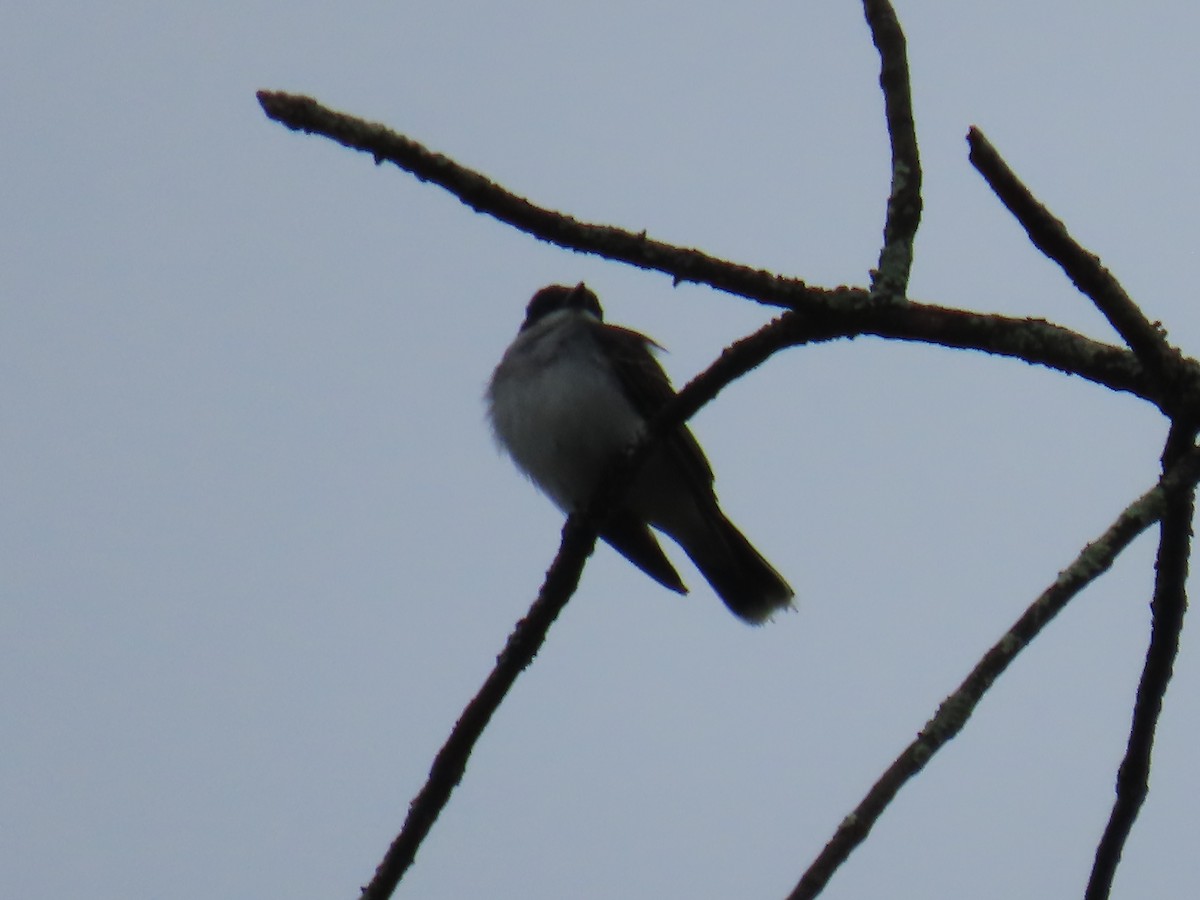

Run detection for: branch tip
[[967, 127, 1177, 387]]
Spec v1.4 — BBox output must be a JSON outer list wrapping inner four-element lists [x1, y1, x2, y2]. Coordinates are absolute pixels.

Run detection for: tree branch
[[351, 280, 1176, 900], [255, 91, 1188, 414], [863, 0, 922, 302], [256, 90, 812, 312], [967, 128, 1179, 388], [1085, 423, 1195, 900], [358, 514, 595, 900], [776, 301, 1159, 406], [257, 42, 1198, 899], [785, 444, 1200, 900]]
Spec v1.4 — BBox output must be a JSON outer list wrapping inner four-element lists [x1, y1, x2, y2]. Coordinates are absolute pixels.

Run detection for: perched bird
[[487, 283, 793, 623]]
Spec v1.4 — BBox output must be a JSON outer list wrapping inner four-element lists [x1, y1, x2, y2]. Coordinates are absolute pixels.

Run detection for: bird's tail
[[683, 511, 794, 624]]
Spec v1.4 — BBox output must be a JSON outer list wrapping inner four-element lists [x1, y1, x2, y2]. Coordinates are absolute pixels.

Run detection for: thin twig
[[863, 0, 922, 302], [967, 128, 1178, 387], [1086, 424, 1195, 899], [785, 444, 1200, 900], [359, 312, 800, 900]]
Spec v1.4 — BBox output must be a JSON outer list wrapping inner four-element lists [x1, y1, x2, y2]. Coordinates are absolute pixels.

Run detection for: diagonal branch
[[255, 91, 1184, 413], [353, 295, 1173, 900], [359, 312, 798, 900], [358, 513, 597, 900], [784, 443, 1200, 900], [863, 0, 922, 302], [257, 86, 1200, 900], [256, 90, 813, 312], [1085, 424, 1195, 900], [967, 128, 1179, 387]]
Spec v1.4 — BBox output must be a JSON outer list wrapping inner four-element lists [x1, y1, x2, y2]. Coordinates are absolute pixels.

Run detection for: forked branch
[[968, 128, 1180, 390], [787, 444, 1200, 900], [256, 3, 1196, 899], [254, 92, 1179, 412]]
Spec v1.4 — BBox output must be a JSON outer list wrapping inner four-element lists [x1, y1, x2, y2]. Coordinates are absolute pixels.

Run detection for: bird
[[486, 282, 793, 623]]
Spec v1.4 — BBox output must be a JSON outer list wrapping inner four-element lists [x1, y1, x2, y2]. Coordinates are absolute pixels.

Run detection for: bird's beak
[[566, 282, 589, 307]]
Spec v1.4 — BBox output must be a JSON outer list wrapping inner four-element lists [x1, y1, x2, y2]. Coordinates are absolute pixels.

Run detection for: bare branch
[[779, 300, 1160, 407], [353, 291, 1173, 900], [256, 90, 812, 312], [785, 444, 1200, 900], [256, 75, 1200, 900], [358, 514, 595, 900], [1086, 424, 1195, 900], [255, 91, 1191, 415], [863, 0, 922, 301], [967, 128, 1179, 387]]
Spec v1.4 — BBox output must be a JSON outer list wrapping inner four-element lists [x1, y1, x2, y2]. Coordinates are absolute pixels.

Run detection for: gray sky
[[4, 2, 1198, 898]]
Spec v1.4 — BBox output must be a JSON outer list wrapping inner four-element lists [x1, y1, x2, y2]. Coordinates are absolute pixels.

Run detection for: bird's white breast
[[487, 312, 644, 512]]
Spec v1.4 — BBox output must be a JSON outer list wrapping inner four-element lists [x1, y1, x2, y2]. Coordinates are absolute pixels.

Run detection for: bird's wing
[[592, 322, 715, 490], [601, 512, 688, 594]]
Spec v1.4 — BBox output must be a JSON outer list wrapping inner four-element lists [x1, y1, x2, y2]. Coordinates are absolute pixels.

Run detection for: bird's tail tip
[[688, 514, 795, 625]]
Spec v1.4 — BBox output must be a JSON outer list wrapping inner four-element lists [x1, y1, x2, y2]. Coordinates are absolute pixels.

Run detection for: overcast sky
[[4, 2, 1199, 898]]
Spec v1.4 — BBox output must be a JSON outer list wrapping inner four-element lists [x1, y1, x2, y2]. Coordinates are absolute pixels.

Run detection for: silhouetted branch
[[256, 90, 811, 312], [775, 301, 1159, 406], [863, 0, 922, 301], [787, 443, 1200, 900], [354, 291, 1188, 900], [358, 517, 595, 900], [967, 128, 1179, 388], [1086, 424, 1195, 900], [255, 91, 1188, 415], [969, 126, 1194, 900], [259, 17, 1198, 900]]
